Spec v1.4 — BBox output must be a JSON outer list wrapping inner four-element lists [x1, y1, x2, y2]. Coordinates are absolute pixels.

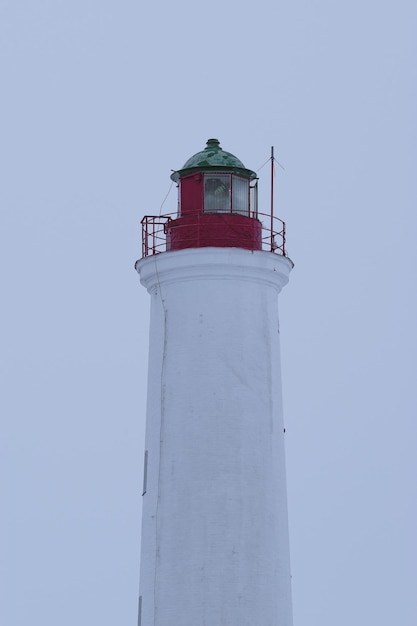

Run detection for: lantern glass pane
[[232, 176, 249, 215], [204, 174, 231, 213]]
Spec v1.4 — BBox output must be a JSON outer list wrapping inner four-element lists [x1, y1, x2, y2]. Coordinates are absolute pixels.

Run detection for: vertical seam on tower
[[153, 254, 168, 626], [142, 450, 148, 496], [137, 595, 142, 626]]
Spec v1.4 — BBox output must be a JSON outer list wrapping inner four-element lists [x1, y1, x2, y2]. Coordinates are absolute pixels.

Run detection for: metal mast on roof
[[270, 146, 274, 251]]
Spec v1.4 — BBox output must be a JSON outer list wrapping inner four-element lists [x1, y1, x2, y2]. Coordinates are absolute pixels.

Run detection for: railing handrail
[[141, 211, 287, 258]]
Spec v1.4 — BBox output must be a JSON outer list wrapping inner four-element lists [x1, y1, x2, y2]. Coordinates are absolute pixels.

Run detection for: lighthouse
[[135, 139, 293, 625]]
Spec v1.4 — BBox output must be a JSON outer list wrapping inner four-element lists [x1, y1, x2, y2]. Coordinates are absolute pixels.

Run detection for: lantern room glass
[[204, 174, 230, 213], [204, 174, 249, 215], [232, 176, 249, 215]]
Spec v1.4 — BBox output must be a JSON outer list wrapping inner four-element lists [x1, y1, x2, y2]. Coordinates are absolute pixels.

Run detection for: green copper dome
[[171, 139, 257, 182]]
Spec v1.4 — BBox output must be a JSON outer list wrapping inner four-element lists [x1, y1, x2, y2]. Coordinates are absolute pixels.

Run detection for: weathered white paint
[[137, 247, 293, 626]]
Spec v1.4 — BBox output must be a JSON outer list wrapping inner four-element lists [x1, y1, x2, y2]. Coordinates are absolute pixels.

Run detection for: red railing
[[141, 211, 287, 258]]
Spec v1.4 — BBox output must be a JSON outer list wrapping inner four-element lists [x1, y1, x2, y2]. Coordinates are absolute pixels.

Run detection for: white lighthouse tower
[[135, 139, 293, 626]]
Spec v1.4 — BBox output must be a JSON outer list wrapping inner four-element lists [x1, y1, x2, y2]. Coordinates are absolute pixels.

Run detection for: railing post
[[141, 217, 147, 258]]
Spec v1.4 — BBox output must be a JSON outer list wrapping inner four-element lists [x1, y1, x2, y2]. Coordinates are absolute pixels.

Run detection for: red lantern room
[[168, 138, 260, 251], [140, 139, 288, 257]]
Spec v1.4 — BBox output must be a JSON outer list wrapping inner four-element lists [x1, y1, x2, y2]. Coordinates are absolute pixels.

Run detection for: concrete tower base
[[136, 247, 293, 626]]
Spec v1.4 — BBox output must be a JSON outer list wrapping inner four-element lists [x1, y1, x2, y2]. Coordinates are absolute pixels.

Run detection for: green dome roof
[[171, 139, 257, 182]]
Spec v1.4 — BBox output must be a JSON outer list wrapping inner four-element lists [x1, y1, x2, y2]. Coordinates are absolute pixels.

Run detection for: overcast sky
[[1, 1, 416, 625]]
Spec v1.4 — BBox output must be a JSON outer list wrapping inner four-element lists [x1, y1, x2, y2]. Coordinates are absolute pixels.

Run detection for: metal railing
[[141, 211, 287, 258]]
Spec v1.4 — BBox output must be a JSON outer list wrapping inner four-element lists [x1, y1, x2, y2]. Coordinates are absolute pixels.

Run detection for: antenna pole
[[270, 146, 274, 251]]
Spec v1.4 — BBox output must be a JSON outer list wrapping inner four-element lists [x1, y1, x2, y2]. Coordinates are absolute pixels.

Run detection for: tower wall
[[167, 214, 262, 251], [137, 247, 293, 626]]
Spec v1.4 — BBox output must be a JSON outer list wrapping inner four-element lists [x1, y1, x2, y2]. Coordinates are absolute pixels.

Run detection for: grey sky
[[1, 1, 416, 625]]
